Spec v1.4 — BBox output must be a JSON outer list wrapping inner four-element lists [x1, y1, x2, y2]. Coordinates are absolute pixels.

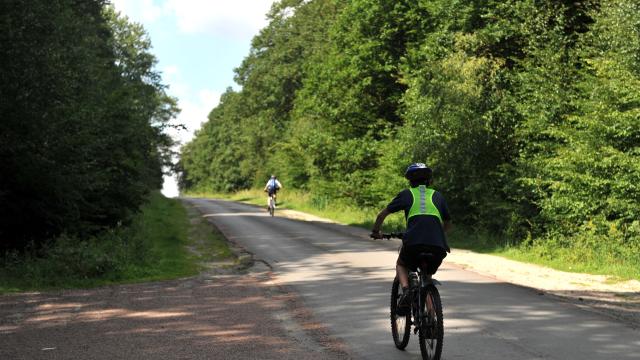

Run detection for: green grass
[[187, 189, 639, 281], [0, 192, 234, 293], [503, 246, 639, 280]]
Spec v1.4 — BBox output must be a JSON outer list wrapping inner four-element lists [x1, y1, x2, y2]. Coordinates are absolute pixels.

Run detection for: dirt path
[[0, 264, 351, 360]]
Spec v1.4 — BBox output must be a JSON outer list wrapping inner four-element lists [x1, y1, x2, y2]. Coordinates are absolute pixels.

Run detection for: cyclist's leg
[[395, 249, 415, 314], [396, 262, 409, 289], [396, 246, 415, 289]]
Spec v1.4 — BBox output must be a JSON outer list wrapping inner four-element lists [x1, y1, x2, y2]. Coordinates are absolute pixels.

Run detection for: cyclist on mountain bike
[[371, 163, 451, 314], [263, 175, 282, 209]]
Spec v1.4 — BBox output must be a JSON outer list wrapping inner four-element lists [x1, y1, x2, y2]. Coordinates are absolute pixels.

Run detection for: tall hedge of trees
[[180, 0, 639, 265], [0, 1, 177, 250]]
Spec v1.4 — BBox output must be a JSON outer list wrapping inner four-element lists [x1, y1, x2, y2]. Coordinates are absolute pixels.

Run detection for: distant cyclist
[[371, 163, 451, 314], [263, 175, 282, 209]]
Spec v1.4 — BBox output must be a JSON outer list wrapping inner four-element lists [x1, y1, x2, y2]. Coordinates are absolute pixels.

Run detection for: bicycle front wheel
[[418, 285, 443, 360], [390, 277, 411, 349]]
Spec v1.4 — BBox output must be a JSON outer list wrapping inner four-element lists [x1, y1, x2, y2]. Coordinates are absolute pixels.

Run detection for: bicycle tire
[[418, 285, 443, 360], [390, 277, 411, 349]]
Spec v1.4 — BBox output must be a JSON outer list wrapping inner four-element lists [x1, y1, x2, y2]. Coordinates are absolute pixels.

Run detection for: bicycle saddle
[[418, 252, 436, 264], [417, 253, 442, 285]]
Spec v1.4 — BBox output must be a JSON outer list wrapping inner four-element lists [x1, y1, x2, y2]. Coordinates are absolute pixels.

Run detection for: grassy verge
[[0, 192, 233, 293], [187, 189, 639, 280]]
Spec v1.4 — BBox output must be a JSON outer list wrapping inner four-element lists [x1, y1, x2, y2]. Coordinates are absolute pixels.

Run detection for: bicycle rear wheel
[[390, 277, 411, 349], [418, 285, 443, 360]]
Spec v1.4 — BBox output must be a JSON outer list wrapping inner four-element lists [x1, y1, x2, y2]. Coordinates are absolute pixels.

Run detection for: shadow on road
[[0, 270, 349, 359]]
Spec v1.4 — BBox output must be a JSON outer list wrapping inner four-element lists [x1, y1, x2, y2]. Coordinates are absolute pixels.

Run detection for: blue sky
[[111, 0, 275, 196]]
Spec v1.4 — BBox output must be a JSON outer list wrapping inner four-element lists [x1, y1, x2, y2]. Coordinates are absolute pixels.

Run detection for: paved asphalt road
[[189, 198, 640, 360]]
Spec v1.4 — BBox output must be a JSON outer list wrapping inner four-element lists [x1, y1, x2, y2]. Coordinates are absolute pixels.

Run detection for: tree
[[0, 1, 178, 250]]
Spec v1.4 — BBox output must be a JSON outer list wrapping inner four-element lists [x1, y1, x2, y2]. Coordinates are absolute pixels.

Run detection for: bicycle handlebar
[[373, 232, 404, 240]]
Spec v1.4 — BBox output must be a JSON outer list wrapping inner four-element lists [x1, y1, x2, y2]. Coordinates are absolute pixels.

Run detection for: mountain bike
[[380, 233, 444, 360]]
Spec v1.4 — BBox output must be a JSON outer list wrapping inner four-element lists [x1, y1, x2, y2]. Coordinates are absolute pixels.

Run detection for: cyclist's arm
[[371, 208, 391, 235], [372, 190, 408, 236], [444, 220, 452, 233]]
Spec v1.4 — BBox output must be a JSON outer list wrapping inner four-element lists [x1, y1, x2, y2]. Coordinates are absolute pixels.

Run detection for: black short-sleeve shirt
[[386, 188, 451, 251]]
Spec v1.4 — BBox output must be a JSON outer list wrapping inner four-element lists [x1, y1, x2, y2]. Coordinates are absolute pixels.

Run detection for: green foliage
[[0, 193, 207, 292], [0, 1, 177, 250], [181, 0, 640, 278], [521, 0, 640, 254]]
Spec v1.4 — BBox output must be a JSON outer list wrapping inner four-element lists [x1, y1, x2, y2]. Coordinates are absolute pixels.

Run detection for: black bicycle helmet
[[404, 163, 432, 181]]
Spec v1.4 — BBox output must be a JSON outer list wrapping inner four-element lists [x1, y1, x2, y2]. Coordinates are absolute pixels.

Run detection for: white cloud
[[113, 0, 274, 38], [163, 64, 179, 76], [197, 89, 221, 108], [164, 0, 273, 38], [173, 93, 220, 143], [110, 0, 165, 23], [161, 66, 220, 145]]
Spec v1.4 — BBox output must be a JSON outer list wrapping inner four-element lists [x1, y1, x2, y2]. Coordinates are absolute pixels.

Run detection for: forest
[[180, 0, 640, 270], [1, 1, 177, 255]]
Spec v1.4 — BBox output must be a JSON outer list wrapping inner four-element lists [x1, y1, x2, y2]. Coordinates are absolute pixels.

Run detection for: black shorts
[[267, 188, 278, 196], [398, 244, 447, 274]]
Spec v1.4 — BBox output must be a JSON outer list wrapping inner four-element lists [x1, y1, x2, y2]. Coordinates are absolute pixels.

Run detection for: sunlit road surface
[[189, 198, 640, 360]]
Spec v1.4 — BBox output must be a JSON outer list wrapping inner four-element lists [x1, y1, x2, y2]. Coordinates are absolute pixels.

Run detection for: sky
[[110, 0, 275, 197]]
